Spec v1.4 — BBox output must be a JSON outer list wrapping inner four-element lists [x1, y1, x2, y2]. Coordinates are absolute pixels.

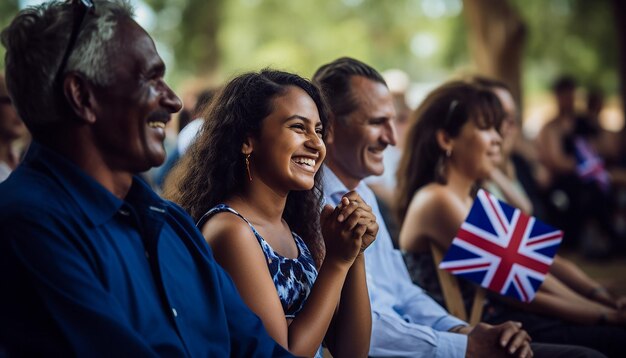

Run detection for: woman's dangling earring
[[436, 154, 446, 182], [245, 154, 253, 181], [436, 148, 451, 182]]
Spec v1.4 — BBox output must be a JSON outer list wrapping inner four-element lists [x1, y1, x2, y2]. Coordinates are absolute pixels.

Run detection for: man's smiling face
[[327, 76, 397, 186]]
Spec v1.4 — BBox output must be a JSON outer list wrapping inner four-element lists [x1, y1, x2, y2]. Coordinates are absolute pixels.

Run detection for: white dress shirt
[[322, 167, 468, 357]]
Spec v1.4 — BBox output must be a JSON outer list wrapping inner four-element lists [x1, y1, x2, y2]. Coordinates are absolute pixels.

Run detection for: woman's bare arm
[[203, 213, 352, 357]]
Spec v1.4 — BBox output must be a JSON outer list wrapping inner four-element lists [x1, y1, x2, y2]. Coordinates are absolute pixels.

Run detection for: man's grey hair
[[1, 0, 134, 136]]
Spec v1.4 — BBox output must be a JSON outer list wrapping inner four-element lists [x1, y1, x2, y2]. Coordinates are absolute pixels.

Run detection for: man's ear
[[63, 73, 97, 124], [325, 113, 336, 144], [435, 129, 453, 153]]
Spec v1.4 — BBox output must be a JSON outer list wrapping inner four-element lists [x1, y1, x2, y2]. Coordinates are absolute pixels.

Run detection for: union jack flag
[[439, 189, 563, 302], [574, 137, 610, 193]]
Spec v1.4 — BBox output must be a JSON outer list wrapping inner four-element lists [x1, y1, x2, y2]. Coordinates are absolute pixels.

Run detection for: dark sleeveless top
[[403, 251, 506, 321], [197, 204, 318, 319], [402, 251, 477, 314]]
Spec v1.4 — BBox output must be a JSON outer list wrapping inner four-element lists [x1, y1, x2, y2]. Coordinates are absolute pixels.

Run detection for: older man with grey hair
[[0, 1, 290, 356]]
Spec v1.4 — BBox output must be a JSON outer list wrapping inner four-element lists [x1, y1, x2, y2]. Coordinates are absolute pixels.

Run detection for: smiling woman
[[395, 80, 626, 357], [164, 69, 376, 358]]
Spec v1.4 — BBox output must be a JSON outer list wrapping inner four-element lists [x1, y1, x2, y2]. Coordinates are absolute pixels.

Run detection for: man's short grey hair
[[1, 0, 134, 136]]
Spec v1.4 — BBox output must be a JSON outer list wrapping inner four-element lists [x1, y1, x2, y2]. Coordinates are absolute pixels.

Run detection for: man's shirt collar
[[23, 142, 165, 227], [322, 165, 370, 202], [321, 165, 349, 202]]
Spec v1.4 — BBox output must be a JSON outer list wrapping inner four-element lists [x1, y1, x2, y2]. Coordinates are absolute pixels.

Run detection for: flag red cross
[[456, 213, 549, 293], [440, 190, 563, 302]]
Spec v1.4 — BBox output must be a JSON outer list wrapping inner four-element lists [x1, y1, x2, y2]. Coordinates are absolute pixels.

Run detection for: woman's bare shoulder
[[400, 184, 450, 251], [200, 211, 257, 249], [401, 183, 469, 251], [408, 183, 458, 214]]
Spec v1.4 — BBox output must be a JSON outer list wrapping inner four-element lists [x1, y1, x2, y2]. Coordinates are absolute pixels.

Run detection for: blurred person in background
[[536, 76, 618, 257], [0, 73, 28, 183], [475, 77, 533, 215], [397, 79, 626, 358], [153, 88, 216, 190], [573, 89, 621, 163], [577, 89, 626, 248], [176, 88, 216, 156]]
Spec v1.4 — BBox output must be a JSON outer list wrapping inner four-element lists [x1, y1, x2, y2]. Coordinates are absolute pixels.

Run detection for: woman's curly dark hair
[[164, 69, 329, 267]]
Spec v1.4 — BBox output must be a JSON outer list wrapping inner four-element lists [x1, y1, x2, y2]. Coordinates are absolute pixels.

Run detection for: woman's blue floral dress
[[197, 204, 318, 319]]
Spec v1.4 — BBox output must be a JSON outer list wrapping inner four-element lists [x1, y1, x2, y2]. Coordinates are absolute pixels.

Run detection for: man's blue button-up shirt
[[0, 142, 291, 357]]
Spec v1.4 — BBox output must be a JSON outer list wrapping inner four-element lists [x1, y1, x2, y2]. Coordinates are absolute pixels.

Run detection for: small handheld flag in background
[[573, 137, 610, 193], [439, 189, 563, 303]]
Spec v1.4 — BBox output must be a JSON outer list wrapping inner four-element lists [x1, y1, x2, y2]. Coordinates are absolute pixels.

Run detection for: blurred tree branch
[[463, 0, 526, 108], [613, 0, 626, 141]]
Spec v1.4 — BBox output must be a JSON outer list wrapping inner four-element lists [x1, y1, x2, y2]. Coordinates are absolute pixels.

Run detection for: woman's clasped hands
[[320, 191, 378, 266]]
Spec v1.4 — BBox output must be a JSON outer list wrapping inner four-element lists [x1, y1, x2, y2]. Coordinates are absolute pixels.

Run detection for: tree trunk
[[612, 0, 626, 149], [177, 0, 222, 76], [463, 0, 527, 109]]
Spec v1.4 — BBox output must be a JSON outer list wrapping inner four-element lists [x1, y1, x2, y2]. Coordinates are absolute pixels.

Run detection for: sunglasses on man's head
[[54, 0, 95, 88]]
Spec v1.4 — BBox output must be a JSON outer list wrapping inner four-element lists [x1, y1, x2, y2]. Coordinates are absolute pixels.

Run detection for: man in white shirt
[[313, 57, 604, 358]]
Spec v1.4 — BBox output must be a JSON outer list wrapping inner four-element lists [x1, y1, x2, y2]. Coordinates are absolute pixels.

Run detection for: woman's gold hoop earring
[[245, 154, 253, 181]]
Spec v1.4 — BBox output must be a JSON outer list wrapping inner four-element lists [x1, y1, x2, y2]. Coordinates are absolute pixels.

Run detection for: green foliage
[[512, 0, 618, 93], [216, 0, 464, 83], [0, 0, 619, 96], [0, 0, 20, 71]]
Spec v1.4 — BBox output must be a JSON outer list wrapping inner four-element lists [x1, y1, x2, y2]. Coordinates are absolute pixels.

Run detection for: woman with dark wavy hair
[[396, 80, 626, 357], [164, 69, 376, 357]]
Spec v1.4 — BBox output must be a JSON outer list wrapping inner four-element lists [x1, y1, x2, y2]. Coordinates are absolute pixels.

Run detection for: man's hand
[[465, 322, 532, 358], [604, 309, 626, 326]]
